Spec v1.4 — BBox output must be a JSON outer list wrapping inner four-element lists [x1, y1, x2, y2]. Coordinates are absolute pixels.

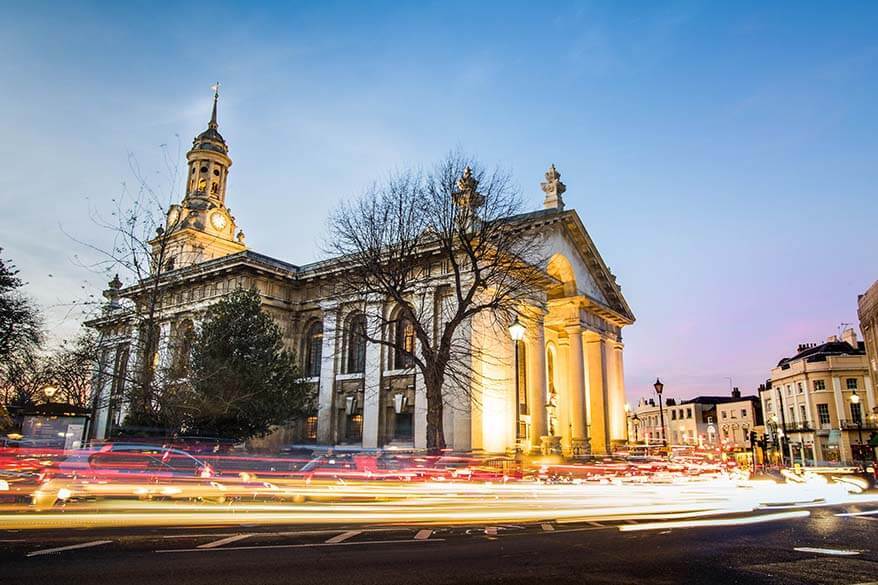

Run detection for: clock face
[[210, 211, 227, 230]]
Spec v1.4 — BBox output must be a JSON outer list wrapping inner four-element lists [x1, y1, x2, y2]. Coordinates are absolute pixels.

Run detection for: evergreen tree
[[186, 288, 306, 441], [0, 248, 42, 362]]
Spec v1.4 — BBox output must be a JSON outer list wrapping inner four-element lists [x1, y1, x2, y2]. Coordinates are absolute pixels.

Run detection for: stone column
[[585, 333, 610, 455], [864, 375, 876, 414], [316, 303, 339, 444], [565, 324, 587, 455], [555, 337, 571, 454], [605, 341, 627, 445], [526, 318, 548, 452], [361, 299, 385, 449]]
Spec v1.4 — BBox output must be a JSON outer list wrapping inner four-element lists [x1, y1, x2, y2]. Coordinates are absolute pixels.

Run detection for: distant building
[[760, 328, 876, 465], [628, 388, 762, 451]]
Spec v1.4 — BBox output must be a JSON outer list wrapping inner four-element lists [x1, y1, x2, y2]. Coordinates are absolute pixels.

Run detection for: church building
[[88, 90, 635, 456]]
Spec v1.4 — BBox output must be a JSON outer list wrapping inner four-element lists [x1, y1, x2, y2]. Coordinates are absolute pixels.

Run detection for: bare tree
[[67, 142, 192, 432], [327, 153, 548, 452]]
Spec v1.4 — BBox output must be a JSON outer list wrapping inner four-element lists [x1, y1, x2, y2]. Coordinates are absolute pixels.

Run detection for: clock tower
[[154, 84, 246, 272]]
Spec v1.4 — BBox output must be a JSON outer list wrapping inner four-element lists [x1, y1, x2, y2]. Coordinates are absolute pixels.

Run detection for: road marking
[[27, 540, 112, 557], [836, 509, 878, 517], [156, 538, 445, 554], [197, 534, 253, 549], [414, 529, 432, 541], [619, 511, 810, 532], [325, 530, 362, 544], [484, 526, 498, 536], [793, 547, 861, 556], [541, 524, 555, 532]]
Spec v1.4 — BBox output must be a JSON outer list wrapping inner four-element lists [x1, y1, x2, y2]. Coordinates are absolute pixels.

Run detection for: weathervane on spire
[[209, 82, 221, 129]]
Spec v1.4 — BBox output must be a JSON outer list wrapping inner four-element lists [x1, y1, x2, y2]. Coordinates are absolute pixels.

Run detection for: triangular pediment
[[537, 210, 634, 325]]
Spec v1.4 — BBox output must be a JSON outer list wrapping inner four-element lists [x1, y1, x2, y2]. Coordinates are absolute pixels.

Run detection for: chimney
[[731, 387, 741, 399], [826, 335, 839, 343], [841, 327, 858, 348]]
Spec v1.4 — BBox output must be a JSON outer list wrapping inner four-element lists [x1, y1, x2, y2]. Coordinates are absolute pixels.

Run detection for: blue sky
[[1, 1, 876, 401]]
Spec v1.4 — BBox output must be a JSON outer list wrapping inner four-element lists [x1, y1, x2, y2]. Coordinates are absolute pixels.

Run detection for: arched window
[[345, 313, 367, 374], [172, 319, 194, 378], [393, 316, 416, 370], [303, 321, 323, 378]]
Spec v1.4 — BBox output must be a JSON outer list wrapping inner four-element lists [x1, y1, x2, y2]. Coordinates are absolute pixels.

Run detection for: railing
[[839, 419, 878, 431], [781, 422, 814, 432]]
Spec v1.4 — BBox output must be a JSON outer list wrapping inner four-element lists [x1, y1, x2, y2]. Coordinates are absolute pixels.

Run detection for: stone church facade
[[88, 92, 635, 456]]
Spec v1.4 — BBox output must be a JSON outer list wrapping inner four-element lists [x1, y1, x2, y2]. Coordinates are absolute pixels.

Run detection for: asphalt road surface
[[2, 504, 877, 585]]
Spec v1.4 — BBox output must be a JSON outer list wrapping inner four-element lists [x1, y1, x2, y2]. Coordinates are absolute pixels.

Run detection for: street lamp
[[654, 378, 667, 448], [632, 412, 640, 443], [508, 316, 526, 452], [851, 389, 864, 465]]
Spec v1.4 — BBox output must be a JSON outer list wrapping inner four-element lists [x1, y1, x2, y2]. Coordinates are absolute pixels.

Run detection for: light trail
[[0, 476, 875, 531]]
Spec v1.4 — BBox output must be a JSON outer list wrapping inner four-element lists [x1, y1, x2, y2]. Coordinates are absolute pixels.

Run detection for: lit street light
[[851, 389, 864, 468], [42, 385, 58, 402], [654, 378, 667, 448]]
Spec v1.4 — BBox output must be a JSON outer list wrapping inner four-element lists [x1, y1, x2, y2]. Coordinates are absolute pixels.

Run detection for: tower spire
[[209, 82, 220, 129]]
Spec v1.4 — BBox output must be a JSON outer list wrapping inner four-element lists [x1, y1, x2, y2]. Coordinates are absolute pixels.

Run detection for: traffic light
[[749, 431, 757, 446]]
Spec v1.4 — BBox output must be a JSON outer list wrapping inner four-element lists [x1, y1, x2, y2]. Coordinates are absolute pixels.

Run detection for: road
[[2, 503, 877, 585]]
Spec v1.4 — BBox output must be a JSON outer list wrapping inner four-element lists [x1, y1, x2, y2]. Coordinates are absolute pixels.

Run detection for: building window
[[817, 403, 830, 425], [305, 416, 318, 440], [672, 410, 677, 420], [799, 405, 807, 424], [345, 313, 367, 374], [721, 411, 727, 419], [851, 402, 862, 424], [797, 382, 803, 393], [346, 414, 363, 442], [516, 341, 528, 415], [741, 409, 747, 417], [813, 380, 825, 391], [393, 316, 416, 369], [766, 399, 772, 411], [788, 406, 795, 423], [304, 321, 323, 377], [686, 408, 692, 419], [846, 378, 858, 390], [786, 385, 792, 396]]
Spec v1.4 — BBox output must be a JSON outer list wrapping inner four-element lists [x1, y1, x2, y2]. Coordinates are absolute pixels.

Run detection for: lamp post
[[654, 378, 667, 448], [624, 402, 630, 443], [508, 317, 526, 453], [851, 389, 864, 467], [632, 413, 640, 443]]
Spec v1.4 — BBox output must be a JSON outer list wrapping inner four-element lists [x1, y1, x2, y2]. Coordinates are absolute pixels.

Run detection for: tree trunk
[[424, 369, 446, 454]]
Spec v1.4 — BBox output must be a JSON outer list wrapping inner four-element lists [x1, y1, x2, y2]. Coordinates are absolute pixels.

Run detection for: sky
[[1, 1, 876, 403]]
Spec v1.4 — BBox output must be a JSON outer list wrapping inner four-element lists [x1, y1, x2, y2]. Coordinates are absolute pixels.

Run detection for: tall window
[[345, 313, 367, 374], [813, 379, 826, 391], [817, 403, 830, 425], [304, 321, 323, 378], [799, 404, 807, 424], [516, 341, 528, 416], [171, 319, 194, 378], [393, 316, 416, 369], [846, 378, 858, 390], [851, 402, 862, 424]]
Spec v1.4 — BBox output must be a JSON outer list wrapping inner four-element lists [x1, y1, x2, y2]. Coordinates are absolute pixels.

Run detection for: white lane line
[[484, 526, 498, 536], [27, 540, 112, 557], [541, 524, 555, 532], [325, 530, 362, 544], [156, 538, 445, 553], [414, 529, 432, 541], [619, 511, 810, 532], [793, 547, 862, 556], [197, 534, 253, 549], [836, 509, 878, 517]]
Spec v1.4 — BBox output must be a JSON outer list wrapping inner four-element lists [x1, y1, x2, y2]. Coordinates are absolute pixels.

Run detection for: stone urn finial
[[541, 164, 566, 210]]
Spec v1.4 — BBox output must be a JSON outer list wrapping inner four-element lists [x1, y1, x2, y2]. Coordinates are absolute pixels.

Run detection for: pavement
[[1, 503, 877, 585]]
